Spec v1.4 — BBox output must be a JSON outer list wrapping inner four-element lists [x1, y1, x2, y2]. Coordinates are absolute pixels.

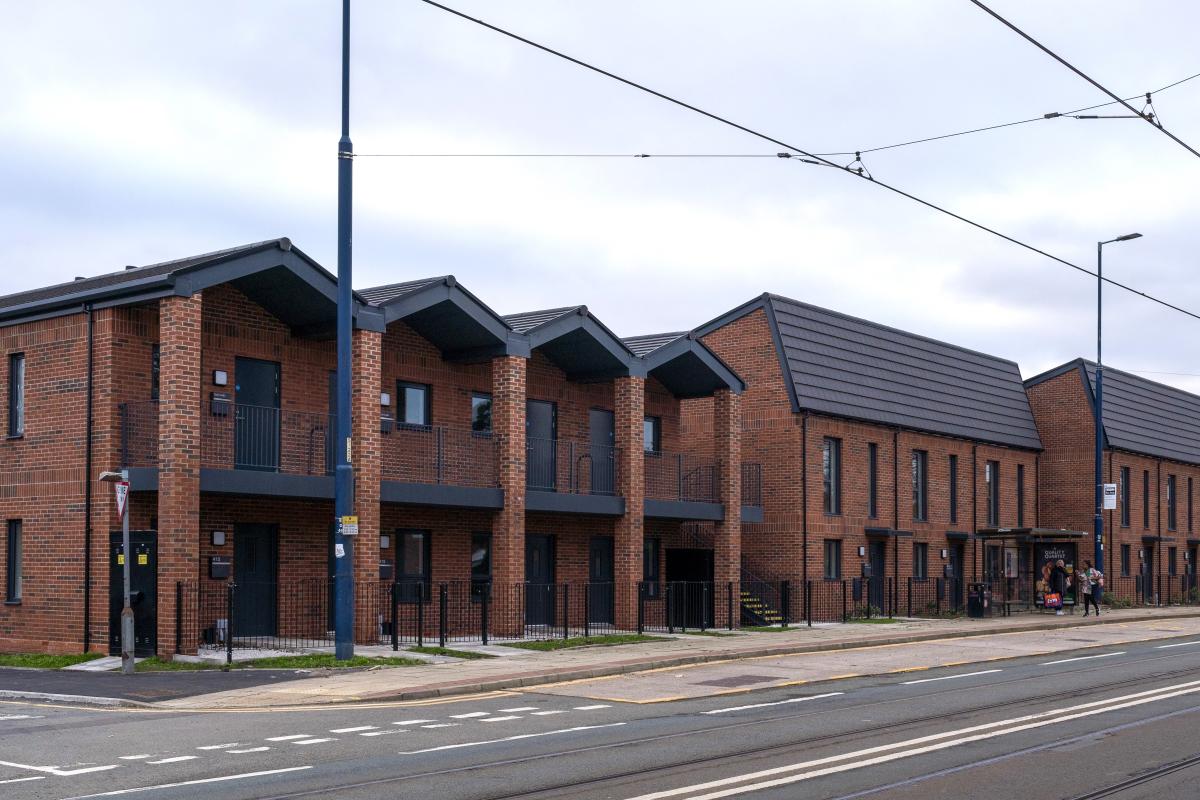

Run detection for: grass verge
[[407, 646, 496, 660], [136, 657, 222, 672], [0, 652, 106, 669], [506, 634, 667, 652]]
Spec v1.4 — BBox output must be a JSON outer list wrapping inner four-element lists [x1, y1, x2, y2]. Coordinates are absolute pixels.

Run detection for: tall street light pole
[[99, 470, 133, 674], [334, 0, 355, 660], [1095, 232, 1142, 577]]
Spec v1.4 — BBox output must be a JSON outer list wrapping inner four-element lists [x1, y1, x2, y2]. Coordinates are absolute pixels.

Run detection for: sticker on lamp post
[[1102, 483, 1117, 510], [114, 481, 130, 520], [339, 515, 359, 536]]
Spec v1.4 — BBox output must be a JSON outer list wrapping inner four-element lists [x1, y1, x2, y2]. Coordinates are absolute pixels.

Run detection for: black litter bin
[[967, 582, 992, 619]]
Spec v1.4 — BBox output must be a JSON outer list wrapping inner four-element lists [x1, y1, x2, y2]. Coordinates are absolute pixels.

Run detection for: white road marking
[[574, 704, 612, 710], [119, 755, 151, 760], [148, 756, 197, 764], [266, 735, 312, 741], [292, 738, 335, 745], [0, 776, 45, 784], [480, 715, 521, 722], [903, 669, 1002, 685], [623, 679, 1200, 800], [360, 730, 403, 737], [227, 747, 270, 754], [532, 710, 569, 716], [1157, 640, 1200, 649], [57, 766, 312, 798], [498, 706, 539, 712], [0, 759, 118, 776], [702, 692, 844, 715], [1042, 651, 1125, 666], [399, 723, 627, 755], [451, 712, 492, 719], [196, 743, 240, 750], [329, 726, 377, 733], [393, 719, 436, 726], [0, 714, 41, 720], [421, 723, 459, 729]]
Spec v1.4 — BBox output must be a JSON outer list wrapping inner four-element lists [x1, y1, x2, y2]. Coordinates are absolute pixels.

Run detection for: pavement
[[3, 622, 1200, 799], [4, 606, 1197, 710]]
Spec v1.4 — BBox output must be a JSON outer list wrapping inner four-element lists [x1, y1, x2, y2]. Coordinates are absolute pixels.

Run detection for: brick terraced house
[[1026, 360, 1200, 605], [690, 294, 1047, 618], [0, 239, 751, 655]]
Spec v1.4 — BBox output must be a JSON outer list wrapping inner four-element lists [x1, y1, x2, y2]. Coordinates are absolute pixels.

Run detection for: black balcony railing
[[741, 462, 763, 507], [202, 402, 334, 475], [644, 451, 718, 503], [526, 436, 620, 495], [381, 425, 498, 487]]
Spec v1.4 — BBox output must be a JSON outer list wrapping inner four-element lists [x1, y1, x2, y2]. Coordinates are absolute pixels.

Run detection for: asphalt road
[[4, 637, 1200, 799]]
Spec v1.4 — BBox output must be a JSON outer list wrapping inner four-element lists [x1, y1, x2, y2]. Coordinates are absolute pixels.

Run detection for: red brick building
[[691, 294, 1044, 616], [0, 240, 748, 655], [1026, 360, 1200, 604]]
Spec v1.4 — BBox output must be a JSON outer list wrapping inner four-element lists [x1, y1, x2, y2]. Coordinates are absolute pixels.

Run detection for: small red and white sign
[[114, 481, 130, 521]]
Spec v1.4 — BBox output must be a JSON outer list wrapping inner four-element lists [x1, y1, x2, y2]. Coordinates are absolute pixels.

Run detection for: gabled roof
[[503, 305, 638, 381], [696, 293, 1042, 450], [503, 307, 582, 334], [623, 332, 743, 398], [1025, 358, 1200, 465], [623, 332, 687, 357], [0, 238, 383, 335], [361, 276, 518, 360]]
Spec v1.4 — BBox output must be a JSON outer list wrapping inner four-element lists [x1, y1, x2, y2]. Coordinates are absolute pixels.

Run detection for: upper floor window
[[1190, 477, 1194, 533], [7, 353, 24, 437], [397, 382, 431, 428], [471, 393, 492, 434], [1143, 470, 1151, 529], [985, 461, 1000, 527], [824, 539, 842, 580], [150, 344, 160, 401], [1017, 464, 1026, 528], [1168, 474, 1178, 531], [1120, 466, 1131, 527], [822, 437, 842, 515], [643, 416, 662, 453], [949, 454, 959, 524], [867, 443, 879, 519], [911, 450, 928, 521], [5, 520, 21, 603]]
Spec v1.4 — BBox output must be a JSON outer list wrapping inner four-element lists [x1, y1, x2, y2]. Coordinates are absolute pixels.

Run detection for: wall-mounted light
[[211, 530, 226, 546], [940, 548, 948, 560], [380, 392, 391, 406], [380, 534, 391, 550], [857, 546, 866, 558], [213, 370, 229, 386]]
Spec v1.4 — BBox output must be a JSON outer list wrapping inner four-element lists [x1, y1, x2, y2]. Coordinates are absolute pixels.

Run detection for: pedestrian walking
[[1049, 559, 1069, 616], [1081, 560, 1103, 617]]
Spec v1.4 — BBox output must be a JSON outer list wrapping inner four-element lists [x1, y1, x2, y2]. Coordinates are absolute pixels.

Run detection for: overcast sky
[[2, 1, 1198, 390]]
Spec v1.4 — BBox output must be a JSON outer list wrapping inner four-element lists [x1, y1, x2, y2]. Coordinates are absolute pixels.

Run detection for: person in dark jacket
[[1049, 559, 1070, 616]]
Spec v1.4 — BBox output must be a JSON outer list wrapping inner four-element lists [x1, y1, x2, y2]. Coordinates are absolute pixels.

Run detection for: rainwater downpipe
[[82, 304, 95, 651]]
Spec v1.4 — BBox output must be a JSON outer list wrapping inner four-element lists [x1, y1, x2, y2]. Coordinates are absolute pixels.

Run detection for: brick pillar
[[713, 389, 742, 628], [87, 309, 118, 653], [156, 293, 202, 656], [614, 376, 645, 631], [352, 329, 382, 645], [492, 355, 527, 636]]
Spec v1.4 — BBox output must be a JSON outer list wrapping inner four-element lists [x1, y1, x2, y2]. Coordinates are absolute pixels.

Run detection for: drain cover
[[695, 674, 780, 687]]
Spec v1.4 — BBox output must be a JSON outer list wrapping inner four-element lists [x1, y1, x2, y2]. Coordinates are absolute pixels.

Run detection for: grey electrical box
[[380, 413, 394, 435], [209, 556, 231, 579], [379, 559, 394, 581], [210, 392, 231, 416]]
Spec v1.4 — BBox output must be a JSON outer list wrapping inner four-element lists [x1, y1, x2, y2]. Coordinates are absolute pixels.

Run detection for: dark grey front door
[[525, 534, 556, 626], [1144, 547, 1155, 603], [589, 409, 615, 495], [588, 537, 614, 624], [235, 358, 281, 471], [234, 524, 278, 637], [868, 540, 887, 612], [109, 531, 157, 656], [526, 400, 557, 491], [949, 542, 965, 609]]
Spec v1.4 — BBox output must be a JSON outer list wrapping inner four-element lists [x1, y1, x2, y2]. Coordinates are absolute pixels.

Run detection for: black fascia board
[[526, 308, 640, 378], [0, 273, 178, 324], [377, 277, 518, 356], [642, 333, 745, 397]]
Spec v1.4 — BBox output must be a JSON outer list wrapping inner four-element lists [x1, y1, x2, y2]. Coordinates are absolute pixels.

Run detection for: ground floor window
[[823, 539, 842, 580], [396, 529, 431, 602], [1120, 544, 1131, 576], [1169, 547, 1178, 576], [4, 520, 20, 602], [471, 532, 491, 601], [913, 542, 928, 581]]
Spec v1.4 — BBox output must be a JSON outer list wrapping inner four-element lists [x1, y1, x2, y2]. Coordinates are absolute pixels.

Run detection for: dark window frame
[[1016, 464, 1026, 528], [823, 437, 842, 516], [396, 381, 432, 429], [1143, 470, 1151, 529], [5, 520, 20, 603], [1120, 466, 1131, 527], [948, 454, 959, 524], [867, 443, 878, 519], [7, 353, 24, 438], [911, 450, 928, 522], [1168, 546, 1178, 577], [1120, 543, 1131, 577], [395, 528, 432, 603], [471, 392, 493, 435], [1168, 474, 1178, 531], [1189, 476, 1194, 534], [643, 537, 661, 598], [643, 416, 662, 454], [823, 539, 842, 580], [913, 542, 928, 581], [986, 460, 1000, 527], [150, 344, 161, 402]]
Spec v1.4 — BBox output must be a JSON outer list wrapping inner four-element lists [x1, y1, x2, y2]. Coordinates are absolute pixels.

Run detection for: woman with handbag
[[1081, 560, 1103, 617]]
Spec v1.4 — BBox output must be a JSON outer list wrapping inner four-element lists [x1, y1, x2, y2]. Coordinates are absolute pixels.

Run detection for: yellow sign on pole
[[340, 515, 359, 536]]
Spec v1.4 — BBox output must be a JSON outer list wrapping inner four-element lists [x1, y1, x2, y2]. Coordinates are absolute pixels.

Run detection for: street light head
[[1115, 233, 1143, 242], [98, 470, 126, 482]]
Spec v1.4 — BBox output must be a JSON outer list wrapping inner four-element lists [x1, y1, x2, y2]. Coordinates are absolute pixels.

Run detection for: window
[[913, 542, 928, 580], [822, 438, 842, 515], [911, 450, 928, 521], [4, 520, 20, 603], [471, 393, 492, 434], [643, 416, 662, 453], [985, 461, 1000, 527], [470, 532, 491, 601], [1017, 464, 1026, 528], [1168, 547, 1178, 576], [1143, 470, 1151, 529], [1120, 544, 1131, 577], [949, 454, 959, 524], [7, 353, 24, 437], [1190, 477, 1194, 533], [1120, 467, 1131, 527], [867, 443, 878, 518], [1168, 475, 1178, 531], [150, 344, 160, 401], [396, 382, 431, 428], [823, 539, 842, 580], [395, 529, 431, 602], [643, 537, 661, 597]]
